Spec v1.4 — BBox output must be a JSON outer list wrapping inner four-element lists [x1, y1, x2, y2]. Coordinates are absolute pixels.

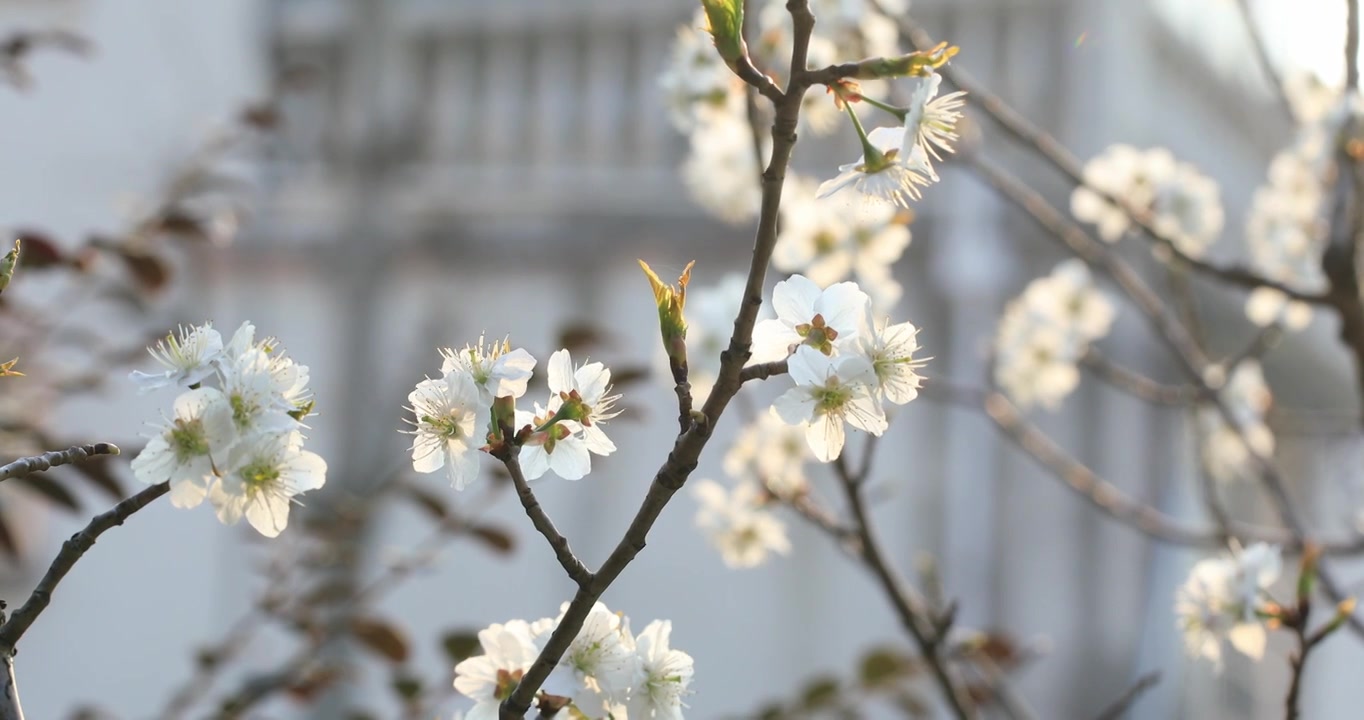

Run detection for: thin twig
[[0, 443, 119, 482], [1233, 0, 1296, 121], [834, 456, 977, 719], [1092, 671, 1160, 720], [888, 11, 1330, 306], [1080, 349, 1201, 406], [739, 359, 788, 383], [501, 451, 592, 587], [0, 481, 169, 652]]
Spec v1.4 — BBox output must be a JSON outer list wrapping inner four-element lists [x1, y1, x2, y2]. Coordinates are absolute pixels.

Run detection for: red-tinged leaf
[[349, 617, 410, 663], [0, 514, 18, 561], [10, 231, 63, 269], [469, 524, 515, 555], [66, 459, 125, 502], [112, 247, 170, 292], [14, 475, 80, 513], [440, 631, 481, 663], [609, 365, 651, 386], [153, 211, 209, 242], [284, 667, 342, 701], [556, 322, 613, 354]]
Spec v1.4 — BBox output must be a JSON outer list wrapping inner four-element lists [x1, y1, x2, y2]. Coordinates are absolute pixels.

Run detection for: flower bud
[[700, 0, 746, 70], [0, 239, 19, 294], [853, 43, 959, 80], [639, 259, 694, 384]]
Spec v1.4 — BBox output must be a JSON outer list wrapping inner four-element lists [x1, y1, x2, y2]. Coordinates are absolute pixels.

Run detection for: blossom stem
[[856, 94, 908, 122], [502, 451, 592, 587], [0, 481, 170, 654], [842, 100, 887, 170]]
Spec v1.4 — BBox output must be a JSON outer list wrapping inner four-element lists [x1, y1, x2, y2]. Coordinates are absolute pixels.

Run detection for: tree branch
[[1080, 348, 1201, 406], [0, 442, 119, 482], [500, 451, 592, 587], [1234, 0, 1296, 121], [739, 359, 788, 383], [887, 10, 1330, 305], [834, 455, 977, 719], [498, 4, 818, 715], [1092, 671, 1160, 720], [0, 481, 169, 653], [1348, 0, 1361, 91]]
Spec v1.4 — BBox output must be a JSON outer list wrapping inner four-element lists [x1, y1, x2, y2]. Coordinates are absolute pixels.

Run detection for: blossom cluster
[[1175, 543, 1281, 668], [1070, 144, 1224, 258], [1197, 360, 1274, 484], [406, 341, 621, 488], [129, 321, 325, 538], [753, 274, 926, 462], [454, 602, 693, 720], [775, 176, 912, 314], [1241, 84, 1364, 331], [993, 260, 1116, 410]]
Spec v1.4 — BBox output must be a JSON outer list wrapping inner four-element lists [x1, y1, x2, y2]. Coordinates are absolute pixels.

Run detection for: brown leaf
[[469, 524, 515, 555], [14, 475, 80, 513], [11, 231, 64, 269], [0, 514, 18, 561], [402, 482, 449, 521], [112, 247, 171, 292], [556, 322, 613, 354], [349, 617, 410, 663]]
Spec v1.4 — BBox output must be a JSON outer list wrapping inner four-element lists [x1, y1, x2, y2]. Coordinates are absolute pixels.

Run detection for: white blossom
[[751, 274, 869, 363], [550, 602, 640, 714], [1071, 145, 1224, 258], [723, 409, 810, 499], [439, 336, 537, 405], [546, 349, 622, 458], [516, 404, 591, 481], [658, 12, 741, 132], [693, 478, 791, 568], [407, 371, 486, 490], [772, 345, 887, 462], [130, 387, 235, 508], [129, 322, 223, 393], [453, 620, 540, 720], [1175, 543, 1281, 668], [1198, 361, 1275, 484], [774, 176, 912, 313], [817, 126, 935, 208], [626, 620, 695, 720], [992, 260, 1116, 410], [220, 347, 301, 436], [208, 431, 327, 538], [682, 106, 765, 224], [902, 72, 967, 169], [858, 308, 927, 405]]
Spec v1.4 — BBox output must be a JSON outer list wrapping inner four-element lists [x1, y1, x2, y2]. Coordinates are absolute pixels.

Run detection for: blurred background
[[2, 0, 1364, 717]]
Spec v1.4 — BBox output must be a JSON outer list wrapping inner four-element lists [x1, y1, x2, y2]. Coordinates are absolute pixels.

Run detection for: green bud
[[0, 239, 20, 294], [853, 43, 960, 80], [700, 0, 746, 69], [639, 259, 693, 383]]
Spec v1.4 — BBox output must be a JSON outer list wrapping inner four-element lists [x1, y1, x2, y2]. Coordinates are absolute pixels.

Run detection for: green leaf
[[800, 677, 839, 709], [700, 0, 745, 65], [440, 630, 481, 664], [390, 671, 423, 701], [859, 647, 911, 688]]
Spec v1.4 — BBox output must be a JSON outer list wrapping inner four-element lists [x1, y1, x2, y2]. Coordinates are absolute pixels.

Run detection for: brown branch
[[0, 443, 119, 482], [1092, 671, 1161, 720], [1080, 349, 1201, 406], [501, 451, 592, 587], [834, 453, 977, 719], [498, 3, 818, 715], [0, 481, 169, 653], [739, 359, 788, 383], [1349, 0, 1361, 92], [1233, 0, 1296, 121]]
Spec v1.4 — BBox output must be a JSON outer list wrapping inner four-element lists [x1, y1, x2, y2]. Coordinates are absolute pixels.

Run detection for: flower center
[[169, 418, 209, 462], [795, 314, 839, 355], [422, 413, 463, 440], [230, 392, 257, 430], [238, 459, 281, 496], [813, 230, 838, 255], [494, 668, 525, 701], [813, 382, 852, 415]]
